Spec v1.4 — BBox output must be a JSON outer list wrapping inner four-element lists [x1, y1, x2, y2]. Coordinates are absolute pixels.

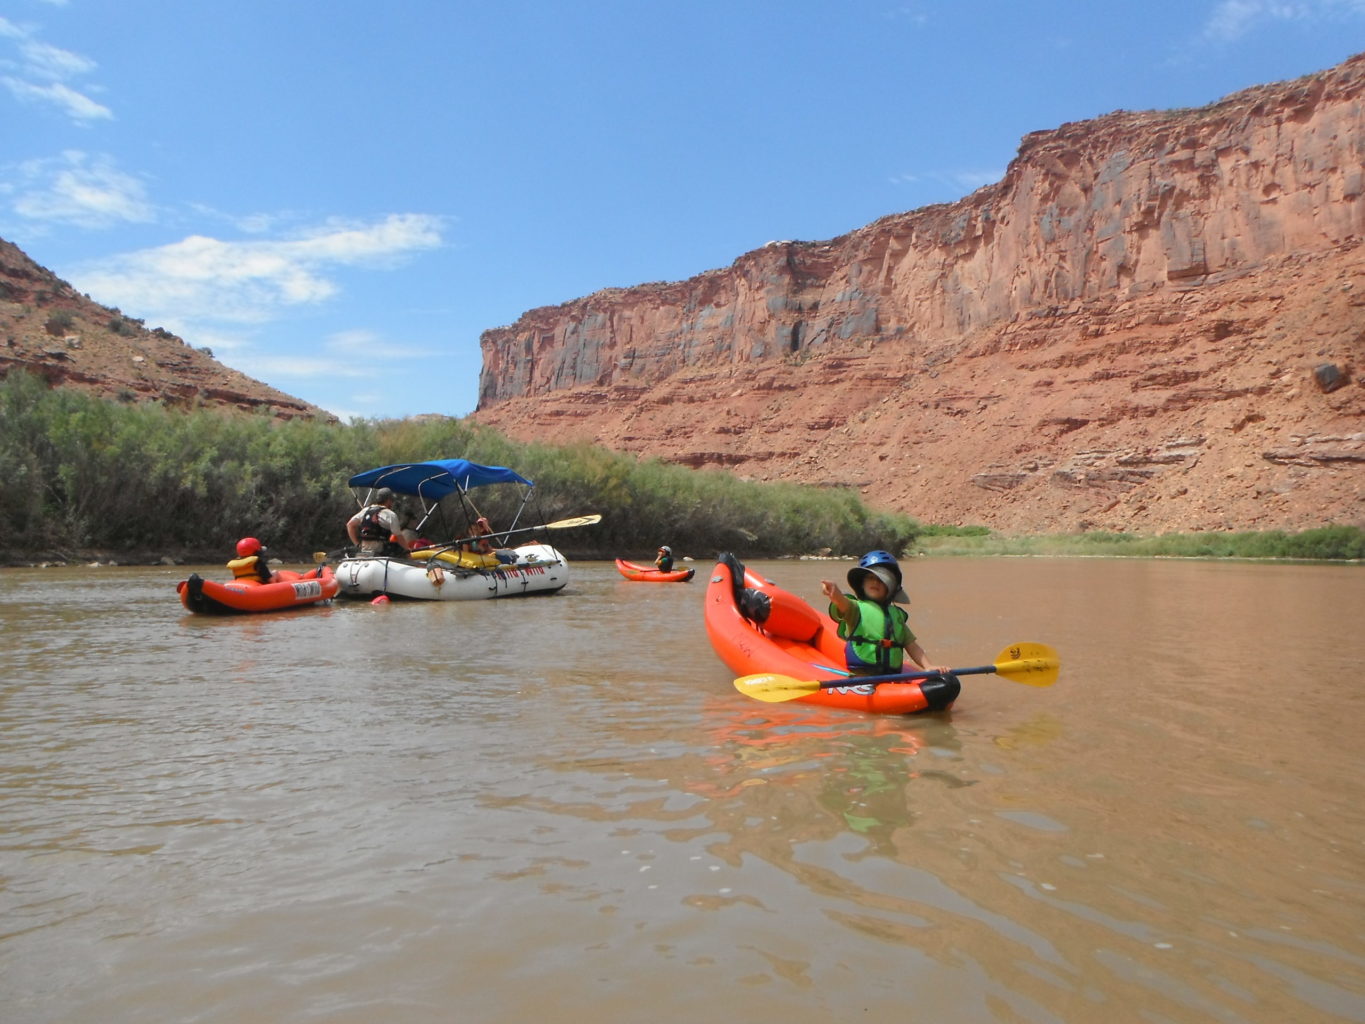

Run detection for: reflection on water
[[1, 559, 1363, 1023]]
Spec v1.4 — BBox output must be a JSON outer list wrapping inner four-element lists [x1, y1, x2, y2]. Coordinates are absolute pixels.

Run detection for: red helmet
[[236, 537, 263, 557]]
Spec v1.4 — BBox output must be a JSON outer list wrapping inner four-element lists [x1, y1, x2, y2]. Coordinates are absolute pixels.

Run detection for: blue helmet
[[848, 550, 909, 603], [858, 550, 899, 572]]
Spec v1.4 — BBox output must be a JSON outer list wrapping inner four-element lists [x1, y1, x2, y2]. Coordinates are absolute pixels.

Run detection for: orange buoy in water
[[371, 594, 390, 605]]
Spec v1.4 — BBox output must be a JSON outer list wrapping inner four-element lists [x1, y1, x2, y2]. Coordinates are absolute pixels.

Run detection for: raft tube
[[704, 552, 959, 715], [177, 565, 339, 615], [333, 542, 568, 601]]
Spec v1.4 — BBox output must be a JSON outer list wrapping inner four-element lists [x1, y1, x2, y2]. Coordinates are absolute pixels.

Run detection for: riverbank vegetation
[[915, 525, 1364, 560], [0, 372, 914, 562], [2, 373, 1358, 565]]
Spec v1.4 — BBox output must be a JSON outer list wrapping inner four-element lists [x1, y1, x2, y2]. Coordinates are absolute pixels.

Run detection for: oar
[[427, 514, 602, 556], [733, 643, 1059, 704]]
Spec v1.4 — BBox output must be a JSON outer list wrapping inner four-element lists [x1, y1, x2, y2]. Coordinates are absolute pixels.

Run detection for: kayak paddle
[[733, 642, 1059, 703], [430, 514, 602, 554]]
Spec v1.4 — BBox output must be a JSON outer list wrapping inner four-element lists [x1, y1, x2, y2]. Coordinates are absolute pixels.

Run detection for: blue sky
[[2, 1, 1361, 421]]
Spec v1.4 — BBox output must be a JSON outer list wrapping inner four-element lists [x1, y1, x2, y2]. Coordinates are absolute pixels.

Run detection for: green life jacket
[[831, 596, 911, 674]]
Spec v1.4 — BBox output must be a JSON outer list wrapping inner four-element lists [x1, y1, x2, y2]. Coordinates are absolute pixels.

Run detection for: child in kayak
[[820, 550, 950, 677], [655, 545, 675, 571]]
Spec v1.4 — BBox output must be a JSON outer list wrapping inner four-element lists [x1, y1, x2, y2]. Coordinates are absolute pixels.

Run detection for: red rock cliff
[[474, 57, 1365, 534]]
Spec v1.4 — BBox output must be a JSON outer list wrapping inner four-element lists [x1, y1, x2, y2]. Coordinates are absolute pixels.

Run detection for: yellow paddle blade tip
[[1003, 642, 1057, 663], [733, 673, 819, 703], [996, 642, 1060, 687]]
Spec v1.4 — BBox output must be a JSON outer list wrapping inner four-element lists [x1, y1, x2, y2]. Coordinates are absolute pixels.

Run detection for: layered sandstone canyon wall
[[473, 55, 1364, 534]]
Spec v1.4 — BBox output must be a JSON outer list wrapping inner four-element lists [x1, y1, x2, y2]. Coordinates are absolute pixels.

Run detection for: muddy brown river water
[[1, 557, 1362, 1023]]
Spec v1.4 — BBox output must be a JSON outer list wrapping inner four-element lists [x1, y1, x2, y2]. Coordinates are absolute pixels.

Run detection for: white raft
[[334, 542, 568, 601]]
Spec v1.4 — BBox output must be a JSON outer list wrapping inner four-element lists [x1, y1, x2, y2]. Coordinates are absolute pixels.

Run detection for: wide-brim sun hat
[[848, 564, 910, 604]]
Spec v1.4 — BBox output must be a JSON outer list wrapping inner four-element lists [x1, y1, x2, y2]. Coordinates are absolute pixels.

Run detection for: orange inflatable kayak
[[177, 566, 340, 615], [705, 553, 959, 715], [615, 558, 695, 582]]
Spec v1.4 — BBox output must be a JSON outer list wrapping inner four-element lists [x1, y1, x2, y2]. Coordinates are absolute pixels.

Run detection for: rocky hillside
[[0, 238, 323, 419], [473, 55, 1364, 534]]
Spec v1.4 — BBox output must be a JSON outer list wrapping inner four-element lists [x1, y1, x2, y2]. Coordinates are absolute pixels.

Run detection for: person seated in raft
[[462, 517, 518, 564], [228, 536, 275, 584], [819, 550, 952, 678], [655, 545, 675, 571], [346, 487, 412, 557], [401, 515, 433, 550]]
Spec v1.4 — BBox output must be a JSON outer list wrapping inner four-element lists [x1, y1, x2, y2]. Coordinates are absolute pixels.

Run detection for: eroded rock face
[[0, 238, 325, 420], [474, 56, 1365, 533]]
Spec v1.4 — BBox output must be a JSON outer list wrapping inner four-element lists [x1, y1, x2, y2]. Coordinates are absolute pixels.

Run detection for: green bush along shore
[[1, 373, 1358, 565], [0, 372, 916, 563]]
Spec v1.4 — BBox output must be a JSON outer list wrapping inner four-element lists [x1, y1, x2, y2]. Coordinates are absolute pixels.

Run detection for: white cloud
[[228, 329, 434, 385], [3, 75, 110, 120], [172, 326, 248, 356], [19, 38, 96, 80], [68, 214, 446, 326], [225, 329, 435, 393], [1204, 1, 1300, 40], [953, 170, 1004, 191], [884, 6, 930, 26], [10, 150, 153, 227], [0, 18, 109, 122], [325, 327, 434, 360], [1202, 0, 1365, 41], [237, 353, 376, 380], [889, 168, 1004, 194], [289, 215, 447, 265]]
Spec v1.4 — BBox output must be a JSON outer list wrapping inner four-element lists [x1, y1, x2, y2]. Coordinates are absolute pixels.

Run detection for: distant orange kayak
[[705, 553, 959, 715], [177, 565, 339, 614], [614, 558, 695, 582]]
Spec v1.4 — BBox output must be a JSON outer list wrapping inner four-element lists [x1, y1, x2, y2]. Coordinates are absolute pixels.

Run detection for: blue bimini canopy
[[347, 459, 533, 502]]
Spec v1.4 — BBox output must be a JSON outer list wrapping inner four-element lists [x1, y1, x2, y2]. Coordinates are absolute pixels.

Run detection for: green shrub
[[44, 311, 75, 336], [0, 371, 920, 559]]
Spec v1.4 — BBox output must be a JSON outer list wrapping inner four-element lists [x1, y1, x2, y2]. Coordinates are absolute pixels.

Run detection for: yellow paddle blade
[[993, 642, 1060, 687], [312, 551, 328, 563], [545, 514, 602, 529], [733, 673, 826, 703]]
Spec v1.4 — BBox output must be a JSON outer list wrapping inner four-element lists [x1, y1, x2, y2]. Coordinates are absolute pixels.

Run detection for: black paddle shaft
[[816, 665, 989, 690]]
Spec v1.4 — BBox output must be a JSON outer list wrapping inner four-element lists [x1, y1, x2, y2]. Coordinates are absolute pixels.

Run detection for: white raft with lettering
[[333, 542, 569, 601]]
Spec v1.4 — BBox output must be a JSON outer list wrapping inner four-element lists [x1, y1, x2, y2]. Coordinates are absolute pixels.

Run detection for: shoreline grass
[[912, 526, 1364, 562]]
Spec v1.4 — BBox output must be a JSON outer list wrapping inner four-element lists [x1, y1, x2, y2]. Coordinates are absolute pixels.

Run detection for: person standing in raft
[[347, 487, 412, 557], [655, 545, 675, 572], [228, 537, 274, 584], [820, 550, 951, 677]]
